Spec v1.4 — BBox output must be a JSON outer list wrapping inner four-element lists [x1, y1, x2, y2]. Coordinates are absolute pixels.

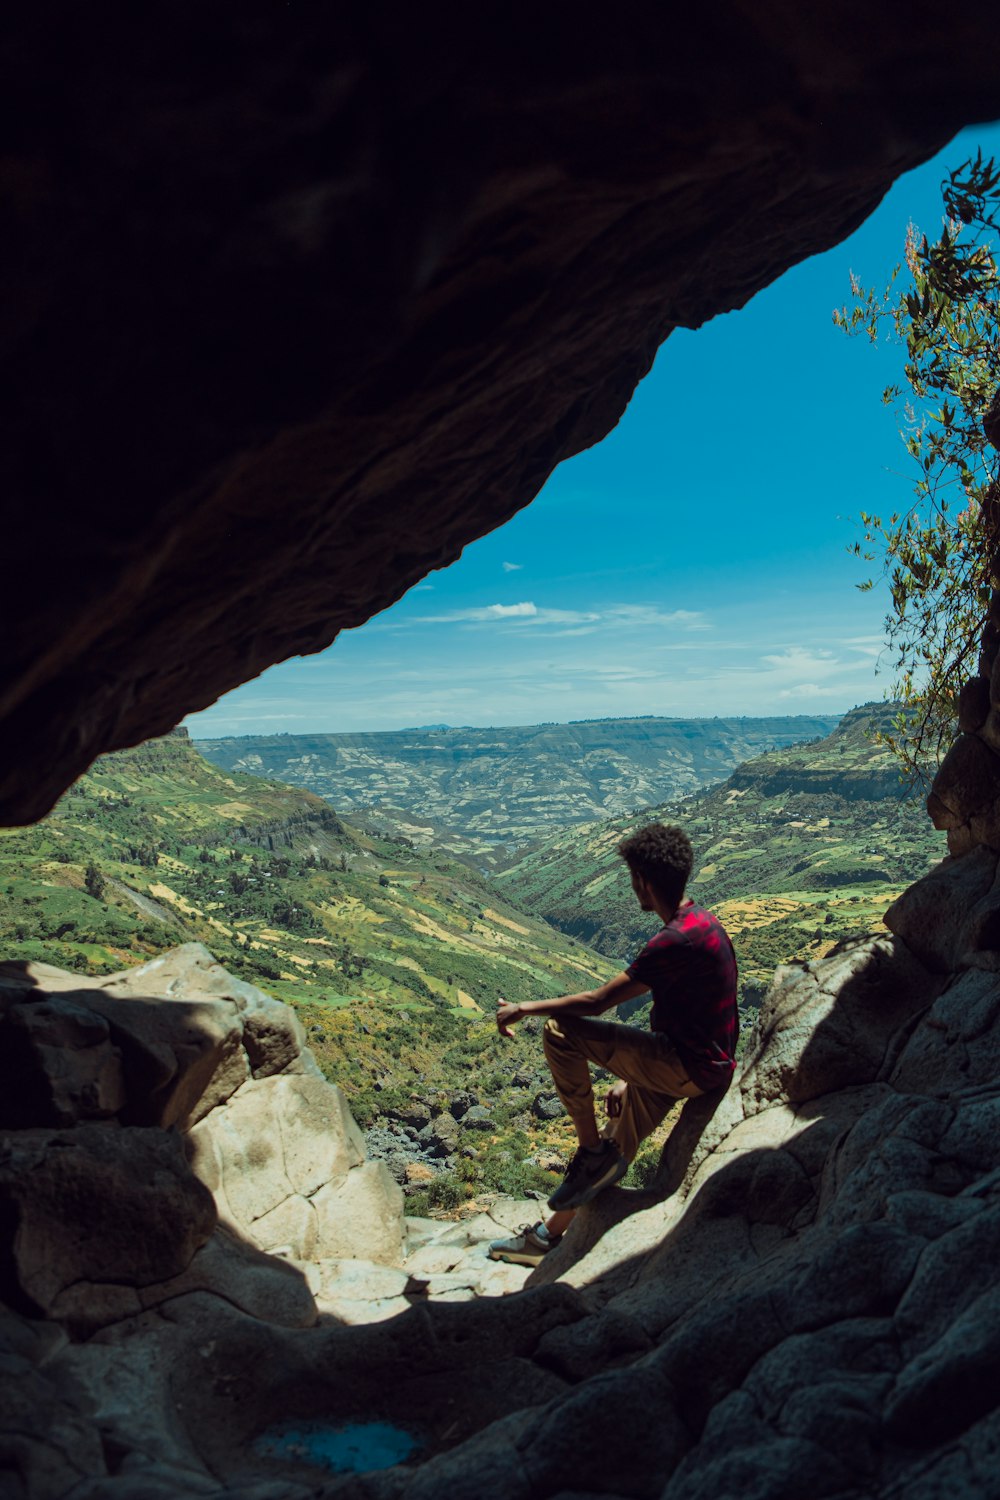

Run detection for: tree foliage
[[833, 150, 1000, 779]]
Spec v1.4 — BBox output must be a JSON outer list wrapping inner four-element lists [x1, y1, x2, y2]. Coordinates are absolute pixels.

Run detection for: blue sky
[[188, 122, 1000, 737]]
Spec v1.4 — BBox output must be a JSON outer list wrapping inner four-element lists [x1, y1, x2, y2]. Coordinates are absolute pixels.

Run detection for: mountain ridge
[[195, 713, 842, 854]]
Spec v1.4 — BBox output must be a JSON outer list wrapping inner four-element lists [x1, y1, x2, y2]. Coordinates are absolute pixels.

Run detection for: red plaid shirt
[[627, 900, 739, 1091]]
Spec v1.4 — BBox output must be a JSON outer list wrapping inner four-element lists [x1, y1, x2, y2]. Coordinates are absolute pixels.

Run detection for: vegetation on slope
[[0, 730, 618, 1202]]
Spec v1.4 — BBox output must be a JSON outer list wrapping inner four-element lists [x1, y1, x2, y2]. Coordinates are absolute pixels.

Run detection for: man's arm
[[496, 972, 649, 1037]]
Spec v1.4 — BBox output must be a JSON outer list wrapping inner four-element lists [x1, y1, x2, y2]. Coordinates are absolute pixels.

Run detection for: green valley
[[1, 705, 946, 1207]]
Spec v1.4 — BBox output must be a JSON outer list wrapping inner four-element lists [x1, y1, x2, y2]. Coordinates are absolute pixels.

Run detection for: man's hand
[[606, 1080, 628, 1118], [496, 998, 524, 1038]]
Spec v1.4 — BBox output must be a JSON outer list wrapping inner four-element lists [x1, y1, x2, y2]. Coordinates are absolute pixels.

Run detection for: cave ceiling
[[4, 4, 1000, 825]]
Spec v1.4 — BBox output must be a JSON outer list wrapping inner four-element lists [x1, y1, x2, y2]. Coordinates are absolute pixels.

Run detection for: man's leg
[[543, 1013, 703, 1154]]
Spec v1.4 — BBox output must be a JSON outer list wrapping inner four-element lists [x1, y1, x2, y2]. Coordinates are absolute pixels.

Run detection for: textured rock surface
[[6, 926, 1000, 1497], [6, 8, 1000, 824]]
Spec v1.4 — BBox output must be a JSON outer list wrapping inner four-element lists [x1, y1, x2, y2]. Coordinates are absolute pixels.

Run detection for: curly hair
[[618, 823, 693, 906]]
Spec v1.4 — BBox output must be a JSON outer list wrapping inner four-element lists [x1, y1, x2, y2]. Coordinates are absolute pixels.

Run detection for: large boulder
[[0, 944, 322, 1131], [0, 946, 406, 1334], [189, 1072, 404, 1266]]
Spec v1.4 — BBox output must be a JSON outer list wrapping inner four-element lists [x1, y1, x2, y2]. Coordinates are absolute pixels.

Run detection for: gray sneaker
[[488, 1221, 562, 1266], [547, 1141, 628, 1211]]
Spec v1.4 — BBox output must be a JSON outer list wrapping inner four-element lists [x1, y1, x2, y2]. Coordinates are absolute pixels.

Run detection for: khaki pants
[[543, 1014, 704, 1164]]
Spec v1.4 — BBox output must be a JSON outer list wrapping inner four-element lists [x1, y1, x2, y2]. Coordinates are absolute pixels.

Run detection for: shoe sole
[[547, 1152, 629, 1212], [487, 1248, 546, 1266]]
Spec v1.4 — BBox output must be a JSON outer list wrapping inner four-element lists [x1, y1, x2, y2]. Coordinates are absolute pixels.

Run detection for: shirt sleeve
[[627, 929, 682, 988]]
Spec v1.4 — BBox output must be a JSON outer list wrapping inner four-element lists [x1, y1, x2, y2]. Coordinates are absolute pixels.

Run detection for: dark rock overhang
[[5, 4, 1000, 825]]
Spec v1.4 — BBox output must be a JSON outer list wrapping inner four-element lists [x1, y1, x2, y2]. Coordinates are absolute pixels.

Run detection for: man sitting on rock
[[490, 822, 738, 1265]]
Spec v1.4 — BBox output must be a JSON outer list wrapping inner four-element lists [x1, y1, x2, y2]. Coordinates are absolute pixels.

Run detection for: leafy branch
[[833, 150, 1000, 780]]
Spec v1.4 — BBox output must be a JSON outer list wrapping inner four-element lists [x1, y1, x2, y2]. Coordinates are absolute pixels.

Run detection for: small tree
[[84, 863, 105, 900], [834, 150, 1000, 779]]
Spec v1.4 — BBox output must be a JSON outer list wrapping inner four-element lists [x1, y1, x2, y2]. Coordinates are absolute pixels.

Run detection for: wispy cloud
[[778, 682, 844, 699], [604, 606, 708, 631], [408, 600, 706, 634]]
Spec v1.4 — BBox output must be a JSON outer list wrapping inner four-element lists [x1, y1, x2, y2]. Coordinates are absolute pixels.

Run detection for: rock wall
[[6, 6, 1000, 824]]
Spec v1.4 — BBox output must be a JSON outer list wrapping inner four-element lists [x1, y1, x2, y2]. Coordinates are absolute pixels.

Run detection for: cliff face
[[5, 6, 1000, 824]]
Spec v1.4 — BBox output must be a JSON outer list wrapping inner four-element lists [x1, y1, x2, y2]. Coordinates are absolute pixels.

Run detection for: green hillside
[[497, 705, 945, 999], [195, 714, 841, 855], [0, 730, 616, 1198]]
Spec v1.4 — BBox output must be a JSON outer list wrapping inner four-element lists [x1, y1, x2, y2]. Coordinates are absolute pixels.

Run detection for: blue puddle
[[253, 1419, 421, 1475]]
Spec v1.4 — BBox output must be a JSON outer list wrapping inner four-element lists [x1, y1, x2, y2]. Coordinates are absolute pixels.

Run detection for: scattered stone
[[389, 1100, 432, 1129], [418, 1114, 461, 1156], [463, 1104, 496, 1131], [532, 1092, 564, 1121]]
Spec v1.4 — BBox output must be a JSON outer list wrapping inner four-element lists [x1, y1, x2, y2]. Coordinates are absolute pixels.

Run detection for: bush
[[623, 1144, 661, 1189]]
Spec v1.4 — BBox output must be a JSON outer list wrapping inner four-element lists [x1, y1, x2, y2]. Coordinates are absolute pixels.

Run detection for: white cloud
[[486, 601, 536, 618], [502, 561, 523, 573], [413, 602, 604, 628], [839, 634, 885, 660]]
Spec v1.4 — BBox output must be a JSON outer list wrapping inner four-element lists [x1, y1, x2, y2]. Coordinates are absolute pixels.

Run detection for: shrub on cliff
[[835, 150, 1000, 777]]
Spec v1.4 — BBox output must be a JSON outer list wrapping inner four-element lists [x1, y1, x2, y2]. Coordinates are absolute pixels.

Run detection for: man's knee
[[542, 1014, 582, 1054]]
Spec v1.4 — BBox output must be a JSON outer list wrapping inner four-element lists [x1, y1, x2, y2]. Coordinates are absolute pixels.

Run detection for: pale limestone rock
[[323, 1295, 413, 1325], [250, 1193, 319, 1262], [112, 943, 312, 1082], [889, 967, 1000, 1094], [49, 1229, 317, 1336], [737, 934, 936, 1110], [16, 927, 1000, 1500], [86, 989, 244, 1129], [403, 1242, 469, 1277], [929, 731, 1000, 832], [0, 1305, 105, 1500], [313, 1259, 410, 1304], [187, 1070, 376, 1263], [476, 1260, 532, 1296], [311, 1159, 405, 1265]]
